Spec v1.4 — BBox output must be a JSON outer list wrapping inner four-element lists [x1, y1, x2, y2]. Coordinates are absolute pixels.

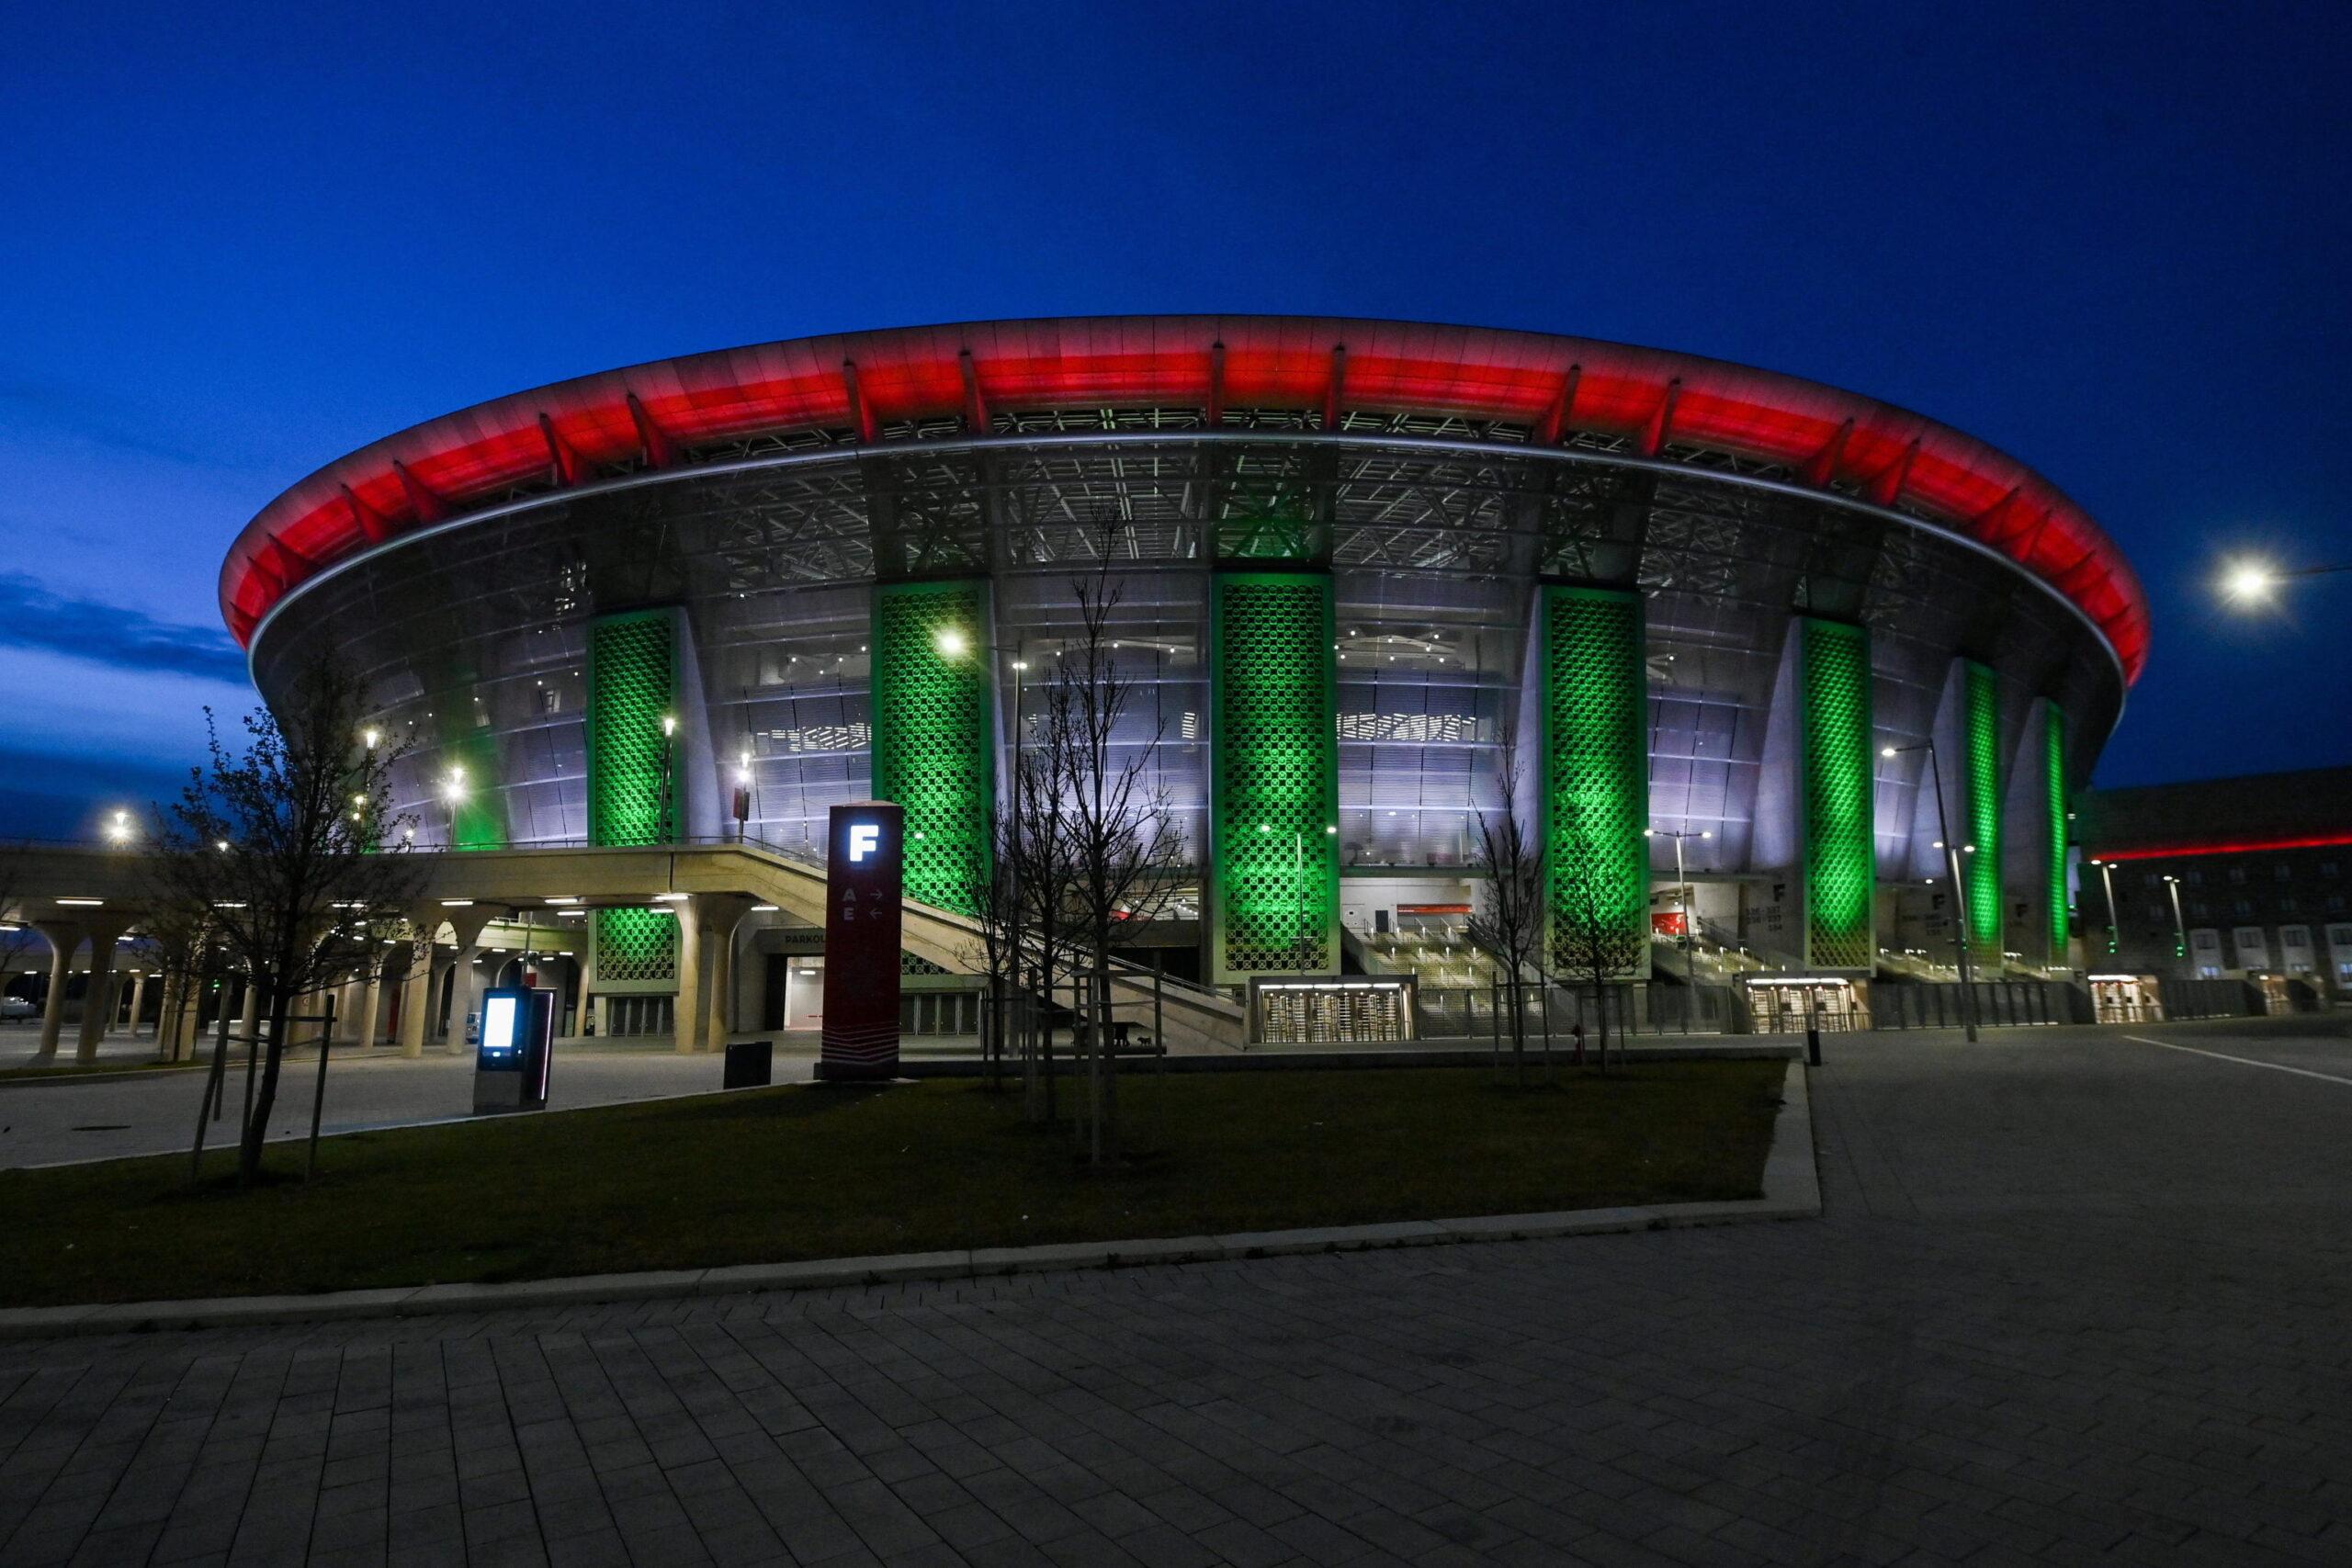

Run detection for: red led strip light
[[219, 315, 2150, 678], [2093, 832, 2352, 862]]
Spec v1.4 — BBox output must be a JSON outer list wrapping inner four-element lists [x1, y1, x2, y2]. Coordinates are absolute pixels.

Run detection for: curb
[[0, 1062, 1817, 1340], [890, 1041, 1802, 1077]]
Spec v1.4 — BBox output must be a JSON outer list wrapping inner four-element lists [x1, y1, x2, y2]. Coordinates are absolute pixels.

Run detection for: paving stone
[[5, 1031, 2352, 1568]]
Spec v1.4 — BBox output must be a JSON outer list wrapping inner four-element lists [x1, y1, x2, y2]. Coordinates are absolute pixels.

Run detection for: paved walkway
[[3, 1019, 2349, 1566]]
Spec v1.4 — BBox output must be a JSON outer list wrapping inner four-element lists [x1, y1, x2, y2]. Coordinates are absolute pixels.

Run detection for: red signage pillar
[[817, 801, 903, 1080]]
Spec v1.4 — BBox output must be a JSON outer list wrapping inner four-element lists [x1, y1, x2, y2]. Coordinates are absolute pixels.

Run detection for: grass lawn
[[0, 1061, 1788, 1308]]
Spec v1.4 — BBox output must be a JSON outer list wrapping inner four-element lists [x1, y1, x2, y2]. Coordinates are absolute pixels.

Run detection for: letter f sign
[[848, 822, 880, 863]]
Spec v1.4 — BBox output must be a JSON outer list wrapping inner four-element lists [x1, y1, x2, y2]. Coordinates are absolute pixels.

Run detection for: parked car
[[1, 996, 39, 1022]]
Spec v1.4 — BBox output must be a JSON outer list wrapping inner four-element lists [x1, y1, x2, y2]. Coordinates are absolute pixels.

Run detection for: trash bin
[[723, 1040, 774, 1089]]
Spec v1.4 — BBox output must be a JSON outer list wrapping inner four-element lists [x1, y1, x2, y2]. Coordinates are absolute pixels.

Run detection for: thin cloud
[[0, 378, 221, 469], [0, 573, 248, 684]]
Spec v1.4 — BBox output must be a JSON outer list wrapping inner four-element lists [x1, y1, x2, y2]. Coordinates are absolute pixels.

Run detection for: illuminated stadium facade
[[221, 316, 2146, 1029]]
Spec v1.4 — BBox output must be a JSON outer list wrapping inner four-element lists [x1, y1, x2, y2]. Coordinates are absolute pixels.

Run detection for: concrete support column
[[398, 938, 435, 1058], [695, 896, 755, 1052], [239, 970, 261, 1047], [674, 898, 702, 1055], [126, 972, 148, 1040], [74, 918, 130, 1064], [154, 973, 182, 1061], [33, 923, 82, 1063], [440, 908, 493, 1055], [360, 957, 388, 1047], [709, 927, 734, 1045]]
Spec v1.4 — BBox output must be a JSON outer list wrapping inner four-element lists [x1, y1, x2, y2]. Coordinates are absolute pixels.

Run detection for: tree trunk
[[1592, 975, 1609, 1074], [1091, 941, 1118, 1167], [988, 973, 1005, 1093], [1538, 965, 1553, 1081], [1510, 973, 1528, 1088], [241, 997, 290, 1183]]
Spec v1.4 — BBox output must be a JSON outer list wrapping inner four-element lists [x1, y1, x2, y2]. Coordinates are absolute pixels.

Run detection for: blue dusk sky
[[2, 0, 2347, 840]]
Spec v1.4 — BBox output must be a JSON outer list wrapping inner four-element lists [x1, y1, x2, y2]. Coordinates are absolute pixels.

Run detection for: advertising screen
[[481, 993, 519, 1058]]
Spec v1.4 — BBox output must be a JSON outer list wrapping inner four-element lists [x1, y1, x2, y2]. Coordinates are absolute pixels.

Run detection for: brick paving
[[4, 1021, 2349, 1566]]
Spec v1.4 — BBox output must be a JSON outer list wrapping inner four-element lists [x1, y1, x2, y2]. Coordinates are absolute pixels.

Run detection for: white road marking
[[2123, 1034, 2352, 1088]]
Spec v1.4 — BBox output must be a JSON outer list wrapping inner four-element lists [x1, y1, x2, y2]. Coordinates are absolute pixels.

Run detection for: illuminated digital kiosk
[[472, 987, 556, 1113], [814, 801, 904, 1081]]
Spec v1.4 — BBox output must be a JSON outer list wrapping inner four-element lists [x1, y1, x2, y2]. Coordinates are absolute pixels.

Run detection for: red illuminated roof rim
[[2091, 832, 2352, 862], [220, 312, 2151, 682]]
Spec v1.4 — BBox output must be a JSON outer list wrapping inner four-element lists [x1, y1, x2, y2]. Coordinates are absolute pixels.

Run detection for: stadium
[[219, 316, 2147, 1044]]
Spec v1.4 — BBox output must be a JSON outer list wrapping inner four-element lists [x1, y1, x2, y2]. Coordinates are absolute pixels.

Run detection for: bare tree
[[1035, 566, 1187, 1166], [143, 664, 427, 1182], [1551, 807, 1648, 1072], [1465, 730, 1546, 1087], [139, 897, 228, 1063]]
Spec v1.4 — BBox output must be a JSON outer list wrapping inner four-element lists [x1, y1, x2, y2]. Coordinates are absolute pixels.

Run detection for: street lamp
[[2164, 874, 2189, 974], [732, 748, 754, 843], [1644, 827, 1712, 954], [2087, 857, 2120, 956], [104, 809, 133, 847], [2218, 556, 2352, 606], [1884, 741, 1979, 1042], [442, 767, 468, 847]]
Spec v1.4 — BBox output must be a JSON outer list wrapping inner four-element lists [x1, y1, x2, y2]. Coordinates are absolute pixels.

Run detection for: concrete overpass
[[3, 842, 1247, 1060]]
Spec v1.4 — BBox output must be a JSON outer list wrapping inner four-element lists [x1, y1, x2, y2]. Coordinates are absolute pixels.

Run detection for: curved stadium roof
[[220, 315, 2150, 680]]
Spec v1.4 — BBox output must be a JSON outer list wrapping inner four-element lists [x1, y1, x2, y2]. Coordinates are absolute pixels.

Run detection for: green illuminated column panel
[[870, 580, 995, 914], [1210, 571, 1338, 983], [1962, 660, 2003, 963], [1799, 618, 1874, 970], [587, 609, 680, 848], [1540, 586, 1648, 974], [2045, 704, 2068, 964], [587, 609, 681, 986]]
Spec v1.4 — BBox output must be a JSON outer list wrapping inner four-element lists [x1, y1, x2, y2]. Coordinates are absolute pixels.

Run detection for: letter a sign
[[819, 801, 903, 1079]]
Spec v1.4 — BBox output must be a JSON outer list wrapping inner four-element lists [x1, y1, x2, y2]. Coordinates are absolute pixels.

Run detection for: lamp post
[[658, 715, 678, 843], [1296, 824, 1337, 974], [935, 626, 1029, 1076], [1885, 741, 1979, 1043], [1644, 827, 1712, 954], [2088, 857, 2120, 958], [2164, 874, 2189, 975], [103, 809, 133, 847]]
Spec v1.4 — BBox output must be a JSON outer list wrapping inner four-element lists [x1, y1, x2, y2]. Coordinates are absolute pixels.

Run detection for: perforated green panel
[[587, 610, 677, 848], [2045, 704, 2068, 964], [1211, 572, 1338, 980], [870, 581, 993, 914], [1801, 618, 1874, 969], [1963, 660, 2003, 961], [1540, 586, 1647, 972], [594, 908, 677, 985]]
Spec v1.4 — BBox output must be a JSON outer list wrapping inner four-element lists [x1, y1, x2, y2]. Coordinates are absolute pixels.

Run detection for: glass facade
[[247, 423, 2128, 984]]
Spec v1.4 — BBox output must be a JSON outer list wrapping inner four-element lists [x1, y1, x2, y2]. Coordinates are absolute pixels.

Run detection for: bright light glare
[[935, 628, 969, 658], [2222, 559, 2276, 604]]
